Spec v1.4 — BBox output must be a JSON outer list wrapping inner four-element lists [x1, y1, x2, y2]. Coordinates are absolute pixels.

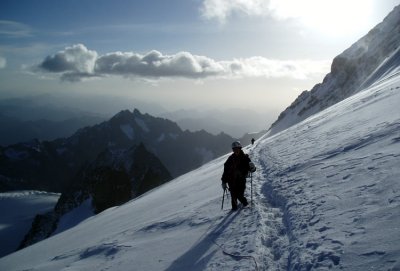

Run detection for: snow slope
[[0, 191, 59, 258], [254, 73, 400, 270], [0, 74, 399, 270]]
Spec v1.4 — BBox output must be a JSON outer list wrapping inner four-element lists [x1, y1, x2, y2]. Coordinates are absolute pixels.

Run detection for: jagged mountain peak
[[112, 109, 134, 119], [132, 108, 142, 116], [108, 108, 181, 134], [110, 109, 150, 123]]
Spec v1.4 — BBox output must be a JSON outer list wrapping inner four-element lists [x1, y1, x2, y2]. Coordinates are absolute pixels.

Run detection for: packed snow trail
[[163, 143, 290, 271]]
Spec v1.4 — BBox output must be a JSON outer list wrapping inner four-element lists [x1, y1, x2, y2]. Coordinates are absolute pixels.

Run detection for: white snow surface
[[52, 198, 94, 236], [1, 75, 400, 270], [0, 191, 60, 258]]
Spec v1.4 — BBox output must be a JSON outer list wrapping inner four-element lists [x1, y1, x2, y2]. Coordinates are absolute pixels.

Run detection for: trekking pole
[[251, 172, 253, 208], [221, 188, 226, 210]]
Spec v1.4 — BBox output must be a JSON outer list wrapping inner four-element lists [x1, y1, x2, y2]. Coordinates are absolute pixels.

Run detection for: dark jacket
[[221, 150, 251, 185]]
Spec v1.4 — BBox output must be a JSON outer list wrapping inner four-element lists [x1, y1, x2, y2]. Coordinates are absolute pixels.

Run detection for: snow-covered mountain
[[1, 57, 399, 270], [269, 4, 400, 135]]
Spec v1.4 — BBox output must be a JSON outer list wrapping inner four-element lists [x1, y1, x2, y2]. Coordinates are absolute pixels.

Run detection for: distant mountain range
[[0, 109, 237, 192], [0, 94, 164, 146], [0, 94, 270, 146], [160, 108, 274, 138], [269, 5, 400, 135]]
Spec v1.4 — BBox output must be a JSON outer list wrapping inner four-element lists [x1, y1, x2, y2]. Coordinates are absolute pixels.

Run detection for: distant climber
[[251, 138, 255, 145], [221, 141, 256, 210]]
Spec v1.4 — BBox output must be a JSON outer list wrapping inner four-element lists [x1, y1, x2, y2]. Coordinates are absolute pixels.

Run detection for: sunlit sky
[[0, 0, 399, 115]]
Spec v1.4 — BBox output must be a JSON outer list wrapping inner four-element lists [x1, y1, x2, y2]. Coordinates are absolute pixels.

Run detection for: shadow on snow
[[165, 210, 241, 271]]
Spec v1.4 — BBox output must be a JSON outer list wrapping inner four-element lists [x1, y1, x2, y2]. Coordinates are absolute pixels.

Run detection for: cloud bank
[[35, 44, 330, 82]]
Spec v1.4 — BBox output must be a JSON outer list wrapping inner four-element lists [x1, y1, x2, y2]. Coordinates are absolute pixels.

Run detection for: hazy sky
[[0, 0, 399, 115]]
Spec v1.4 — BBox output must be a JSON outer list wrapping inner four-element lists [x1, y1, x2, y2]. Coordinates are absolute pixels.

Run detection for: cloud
[[223, 57, 330, 79], [34, 44, 330, 82], [200, 0, 374, 35], [201, 0, 271, 22], [95, 50, 224, 78], [200, 0, 322, 22], [0, 20, 33, 38], [0, 56, 6, 68], [200, 0, 319, 22], [38, 44, 97, 73]]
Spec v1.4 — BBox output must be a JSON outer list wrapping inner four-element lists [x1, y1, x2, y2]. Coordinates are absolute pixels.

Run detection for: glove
[[249, 162, 256, 173], [221, 182, 227, 190]]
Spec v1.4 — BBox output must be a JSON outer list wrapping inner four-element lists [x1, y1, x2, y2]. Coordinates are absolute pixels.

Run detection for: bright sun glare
[[270, 0, 373, 37]]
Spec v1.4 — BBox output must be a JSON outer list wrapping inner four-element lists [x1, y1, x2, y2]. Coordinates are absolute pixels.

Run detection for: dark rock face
[[18, 212, 58, 250], [84, 167, 132, 214]]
